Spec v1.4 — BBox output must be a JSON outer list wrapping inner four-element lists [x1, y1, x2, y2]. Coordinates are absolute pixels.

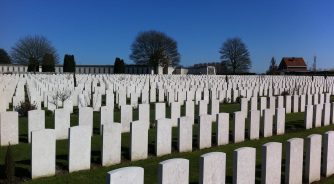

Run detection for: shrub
[[4, 144, 15, 183], [14, 101, 37, 117], [281, 91, 290, 96], [236, 95, 245, 103]]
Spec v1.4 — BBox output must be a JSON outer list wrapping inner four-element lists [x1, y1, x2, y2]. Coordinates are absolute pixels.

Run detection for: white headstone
[[100, 106, 114, 132], [313, 104, 323, 128], [79, 107, 93, 135], [28, 110, 45, 143], [138, 103, 150, 129], [305, 105, 313, 129], [198, 114, 212, 149], [262, 109, 273, 137], [323, 103, 331, 126], [199, 152, 226, 184], [248, 110, 260, 140], [171, 102, 181, 127], [31, 129, 55, 179], [54, 108, 70, 139], [0, 111, 18, 146], [121, 105, 133, 132], [156, 118, 172, 156], [186, 101, 195, 124], [216, 113, 229, 145], [233, 147, 256, 184], [275, 108, 285, 135], [285, 138, 304, 184], [323, 131, 334, 177], [158, 158, 189, 184], [106, 167, 144, 184], [305, 134, 321, 183], [102, 123, 122, 166], [178, 116, 193, 152], [69, 125, 91, 172], [155, 103, 166, 120], [130, 121, 148, 161], [261, 142, 282, 184], [233, 111, 245, 143]]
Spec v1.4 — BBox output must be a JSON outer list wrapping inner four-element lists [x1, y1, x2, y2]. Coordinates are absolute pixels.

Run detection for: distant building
[[278, 57, 307, 72]]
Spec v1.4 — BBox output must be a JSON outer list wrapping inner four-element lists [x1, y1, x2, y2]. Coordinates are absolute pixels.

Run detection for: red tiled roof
[[281, 57, 307, 67]]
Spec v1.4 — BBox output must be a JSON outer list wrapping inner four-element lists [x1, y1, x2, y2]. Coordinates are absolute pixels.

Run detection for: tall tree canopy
[[0, 48, 11, 64], [219, 37, 251, 74], [11, 35, 59, 65], [63, 54, 76, 72], [130, 30, 180, 68]]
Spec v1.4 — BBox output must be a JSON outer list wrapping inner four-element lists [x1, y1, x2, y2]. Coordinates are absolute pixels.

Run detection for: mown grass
[[1, 100, 334, 183]]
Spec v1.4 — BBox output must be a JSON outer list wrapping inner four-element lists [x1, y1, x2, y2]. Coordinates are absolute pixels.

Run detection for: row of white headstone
[[22, 74, 334, 113], [28, 105, 287, 179], [106, 131, 334, 184], [240, 93, 331, 116]]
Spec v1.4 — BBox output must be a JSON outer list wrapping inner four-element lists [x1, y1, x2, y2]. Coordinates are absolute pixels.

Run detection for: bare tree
[[219, 37, 251, 74], [49, 89, 72, 109], [11, 35, 59, 65], [130, 30, 180, 70]]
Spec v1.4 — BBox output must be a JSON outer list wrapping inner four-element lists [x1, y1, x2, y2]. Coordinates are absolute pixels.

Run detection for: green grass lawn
[[1, 101, 334, 183]]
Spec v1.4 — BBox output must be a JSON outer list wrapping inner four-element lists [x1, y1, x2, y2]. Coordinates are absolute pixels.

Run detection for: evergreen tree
[[266, 57, 278, 75], [0, 48, 11, 64], [63, 55, 70, 72], [69, 55, 76, 72], [41, 53, 55, 72], [4, 144, 15, 183], [114, 57, 125, 74]]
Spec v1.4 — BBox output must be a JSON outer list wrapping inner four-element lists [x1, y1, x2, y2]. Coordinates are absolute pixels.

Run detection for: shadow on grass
[[19, 134, 28, 143]]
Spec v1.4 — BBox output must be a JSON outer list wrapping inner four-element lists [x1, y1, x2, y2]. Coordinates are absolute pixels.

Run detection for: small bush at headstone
[[236, 95, 244, 103], [281, 91, 290, 96], [14, 101, 37, 117], [4, 144, 15, 183]]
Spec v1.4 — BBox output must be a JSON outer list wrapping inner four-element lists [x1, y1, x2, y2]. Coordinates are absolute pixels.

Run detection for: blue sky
[[1, 0, 334, 73]]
